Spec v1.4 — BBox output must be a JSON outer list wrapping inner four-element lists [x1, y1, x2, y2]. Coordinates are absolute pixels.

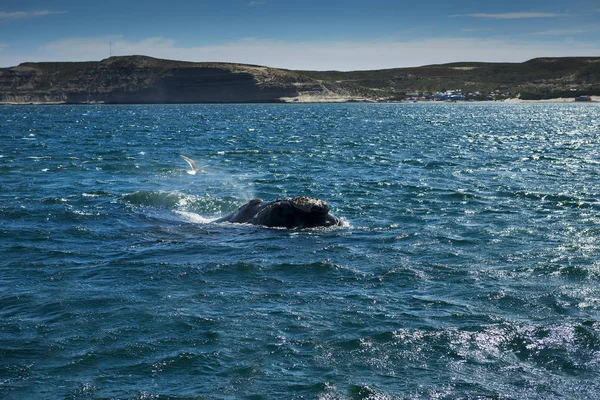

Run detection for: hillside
[[1, 55, 599, 104], [302, 57, 600, 101]]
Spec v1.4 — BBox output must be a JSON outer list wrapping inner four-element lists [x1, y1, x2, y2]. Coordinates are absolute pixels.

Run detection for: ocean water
[[1, 102, 600, 399]]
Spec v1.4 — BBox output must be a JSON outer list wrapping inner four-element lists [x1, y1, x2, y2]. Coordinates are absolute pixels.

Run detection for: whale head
[[290, 196, 329, 215]]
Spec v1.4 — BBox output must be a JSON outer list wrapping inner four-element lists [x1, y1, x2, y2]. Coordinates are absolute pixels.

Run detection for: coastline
[[2, 56, 599, 106], [1, 96, 598, 105], [502, 96, 600, 103]]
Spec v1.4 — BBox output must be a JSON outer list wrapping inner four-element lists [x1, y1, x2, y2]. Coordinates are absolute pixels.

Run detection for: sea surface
[[1, 103, 600, 399]]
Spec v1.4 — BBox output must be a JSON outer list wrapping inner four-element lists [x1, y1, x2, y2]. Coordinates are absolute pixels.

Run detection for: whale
[[178, 156, 342, 229], [214, 196, 342, 229]]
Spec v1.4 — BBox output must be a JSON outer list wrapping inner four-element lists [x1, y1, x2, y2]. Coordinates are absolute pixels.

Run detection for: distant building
[[434, 90, 465, 101]]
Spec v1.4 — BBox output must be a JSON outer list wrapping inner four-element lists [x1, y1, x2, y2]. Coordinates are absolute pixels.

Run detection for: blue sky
[[1, 0, 599, 70]]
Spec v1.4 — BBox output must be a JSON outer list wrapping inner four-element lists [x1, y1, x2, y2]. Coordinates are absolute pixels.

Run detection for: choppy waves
[[2, 103, 600, 399]]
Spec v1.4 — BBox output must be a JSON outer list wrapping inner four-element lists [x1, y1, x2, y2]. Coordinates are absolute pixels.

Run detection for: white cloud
[[2, 35, 600, 70], [533, 28, 588, 36], [456, 12, 564, 19], [0, 10, 67, 20]]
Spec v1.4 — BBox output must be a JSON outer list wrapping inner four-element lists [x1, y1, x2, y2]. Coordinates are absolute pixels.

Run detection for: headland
[[1, 55, 599, 104]]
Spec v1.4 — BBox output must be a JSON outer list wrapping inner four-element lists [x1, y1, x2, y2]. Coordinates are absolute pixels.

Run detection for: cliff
[[1, 55, 599, 104], [0, 56, 295, 103], [0, 56, 374, 104]]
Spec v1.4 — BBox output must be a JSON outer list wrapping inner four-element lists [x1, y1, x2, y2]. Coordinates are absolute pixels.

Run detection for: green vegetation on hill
[[1, 56, 599, 103], [298, 57, 600, 100]]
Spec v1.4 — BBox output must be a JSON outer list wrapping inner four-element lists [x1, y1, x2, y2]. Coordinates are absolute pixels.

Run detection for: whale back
[[251, 199, 296, 228], [214, 198, 264, 223], [214, 196, 342, 228]]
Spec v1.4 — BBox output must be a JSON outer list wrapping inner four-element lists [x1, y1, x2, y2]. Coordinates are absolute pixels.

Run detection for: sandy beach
[[503, 96, 600, 103]]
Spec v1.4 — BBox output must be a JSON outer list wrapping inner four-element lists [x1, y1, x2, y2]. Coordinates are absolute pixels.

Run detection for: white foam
[[335, 217, 351, 228], [175, 211, 213, 224], [73, 210, 99, 216]]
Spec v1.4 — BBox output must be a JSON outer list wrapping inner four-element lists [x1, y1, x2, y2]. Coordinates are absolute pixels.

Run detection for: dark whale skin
[[214, 197, 342, 229]]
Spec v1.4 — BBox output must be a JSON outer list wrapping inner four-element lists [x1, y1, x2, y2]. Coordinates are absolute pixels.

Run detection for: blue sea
[[2, 103, 600, 399]]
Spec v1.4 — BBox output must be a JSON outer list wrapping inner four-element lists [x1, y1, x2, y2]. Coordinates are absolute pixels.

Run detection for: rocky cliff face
[[0, 56, 333, 104]]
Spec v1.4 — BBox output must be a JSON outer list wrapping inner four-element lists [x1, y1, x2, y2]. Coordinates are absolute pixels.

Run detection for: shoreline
[[0, 96, 598, 105], [502, 96, 600, 103]]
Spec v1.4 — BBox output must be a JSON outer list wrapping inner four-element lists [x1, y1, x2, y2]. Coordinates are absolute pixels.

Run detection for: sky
[[1, 0, 599, 71]]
